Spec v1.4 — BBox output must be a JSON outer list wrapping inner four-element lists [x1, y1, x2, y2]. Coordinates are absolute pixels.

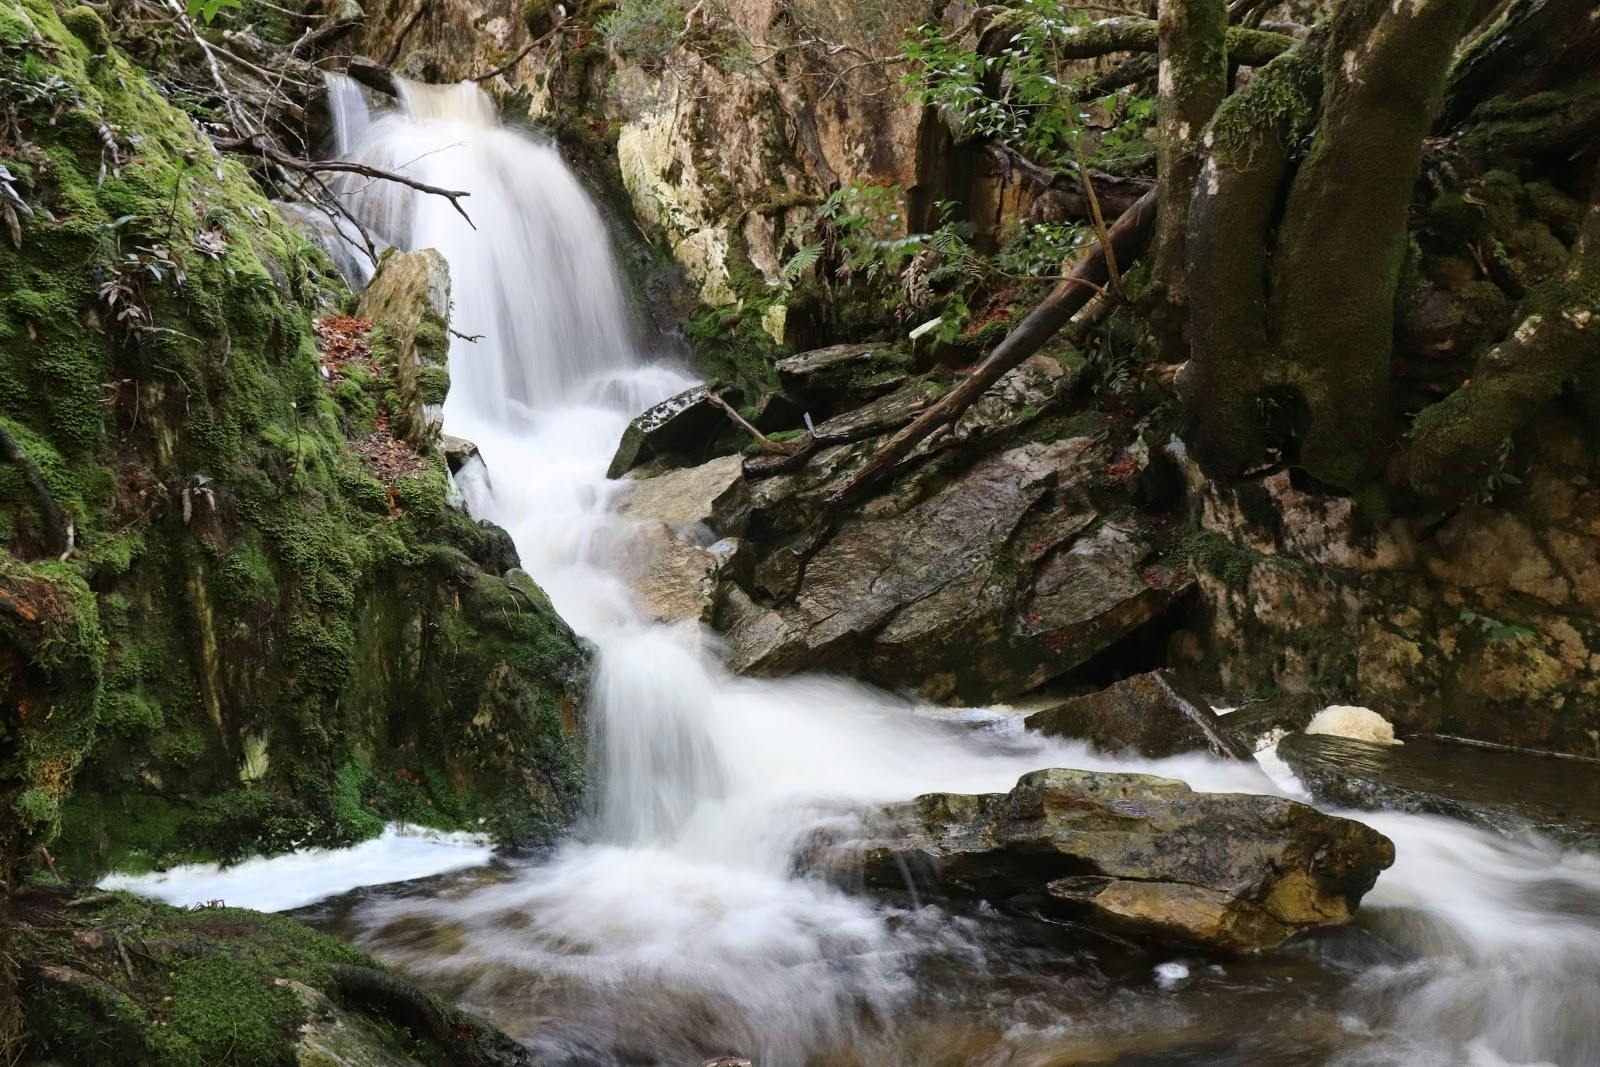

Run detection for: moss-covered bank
[[10, 885, 536, 1065], [0, 0, 588, 888]]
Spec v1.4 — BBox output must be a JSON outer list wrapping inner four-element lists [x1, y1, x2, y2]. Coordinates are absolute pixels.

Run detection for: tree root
[[1407, 168, 1600, 495]]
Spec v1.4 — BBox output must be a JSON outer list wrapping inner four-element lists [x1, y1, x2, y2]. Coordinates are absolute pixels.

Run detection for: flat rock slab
[[809, 767, 1394, 952], [1277, 732, 1600, 848]]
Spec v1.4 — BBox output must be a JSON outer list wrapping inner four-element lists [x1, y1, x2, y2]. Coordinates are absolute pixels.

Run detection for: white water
[[100, 824, 493, 911], [184, 80, 1600, 1064]]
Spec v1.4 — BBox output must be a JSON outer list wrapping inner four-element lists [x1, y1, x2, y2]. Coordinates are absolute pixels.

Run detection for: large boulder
[[775, 342, 905, 417], [606, 386, 723, 478], [810, 768, 1394, 952], [722, 432, 1189, 703]]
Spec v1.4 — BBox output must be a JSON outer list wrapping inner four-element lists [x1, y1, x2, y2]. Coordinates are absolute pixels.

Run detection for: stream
[[129, 80, 1600, 1066]]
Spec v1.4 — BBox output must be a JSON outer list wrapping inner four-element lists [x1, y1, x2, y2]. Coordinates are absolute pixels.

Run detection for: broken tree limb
[[825, 187, 1158, 509], [470, 17, 572, 82], [986, 144, 1153, 219], [0, 425, 72, 559], [213, 133, 476, 229], [704, 392, 812, 456]]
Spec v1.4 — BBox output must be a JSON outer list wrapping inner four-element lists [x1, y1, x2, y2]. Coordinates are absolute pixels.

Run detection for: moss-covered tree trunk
[[1152, 0, 1228, 361]]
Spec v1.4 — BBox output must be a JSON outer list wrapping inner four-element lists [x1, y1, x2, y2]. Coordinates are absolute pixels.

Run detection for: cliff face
[[0, 0, 587, 884]]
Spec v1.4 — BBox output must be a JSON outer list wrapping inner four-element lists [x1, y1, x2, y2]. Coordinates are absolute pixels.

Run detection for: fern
[[781, 242, 824, 286]]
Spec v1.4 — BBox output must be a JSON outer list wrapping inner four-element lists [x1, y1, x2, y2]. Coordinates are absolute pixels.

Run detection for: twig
[[1079, 160, 1122, 302], [0, 425, 73, 559], [448, 328, 482, 343], [214, 133, 476, 229]]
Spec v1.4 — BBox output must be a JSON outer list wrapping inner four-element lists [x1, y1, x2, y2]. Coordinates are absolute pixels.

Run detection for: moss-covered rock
[[11, 886, 537, 1066], [0, 0, 587, 887]]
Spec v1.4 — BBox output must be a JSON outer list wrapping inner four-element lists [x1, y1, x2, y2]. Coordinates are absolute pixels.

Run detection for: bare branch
[[214, 133, 476, 229]]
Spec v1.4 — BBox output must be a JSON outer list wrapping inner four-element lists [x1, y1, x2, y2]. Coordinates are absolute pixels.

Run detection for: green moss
[[415, 363, 451, 406], [1176, 529, 1255, 587], [0, 0, 590, 886]]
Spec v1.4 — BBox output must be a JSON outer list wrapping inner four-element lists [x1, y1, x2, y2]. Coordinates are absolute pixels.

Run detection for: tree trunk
[[1152, 0, 1229, 361]]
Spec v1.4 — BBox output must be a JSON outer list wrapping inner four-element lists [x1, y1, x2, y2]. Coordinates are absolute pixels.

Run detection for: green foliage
[[901, 0, 1145, 167], [599, 0, 686, 67], [1458, 607, 1537, 645], [185, 0, 241, 25]]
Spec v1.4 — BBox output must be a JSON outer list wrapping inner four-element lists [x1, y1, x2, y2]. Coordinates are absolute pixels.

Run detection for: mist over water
[[307, 80, 1600, 1066]]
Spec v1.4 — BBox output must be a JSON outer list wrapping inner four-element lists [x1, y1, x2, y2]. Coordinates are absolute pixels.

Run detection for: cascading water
[[286, 80, 1600, 1066]]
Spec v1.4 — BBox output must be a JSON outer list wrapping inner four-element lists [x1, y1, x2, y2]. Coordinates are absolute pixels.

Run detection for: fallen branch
[[0, 425, 73, 559], [825, 187, 1158, 509], [986, 144, 1153, 218], [704, 392, 811, 456], [213, 133, 476, 229]]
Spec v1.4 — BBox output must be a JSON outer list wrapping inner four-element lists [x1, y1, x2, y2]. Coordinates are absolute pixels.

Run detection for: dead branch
[[0, 424, 72, 559], [825, 187, 1158, 510], [985, 144, 1153, 218], [214, 133, 475, 229], [704, 392, 811, 456]]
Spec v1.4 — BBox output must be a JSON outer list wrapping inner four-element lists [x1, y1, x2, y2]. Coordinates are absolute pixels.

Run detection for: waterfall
[[285, 79, 1600, 1066]]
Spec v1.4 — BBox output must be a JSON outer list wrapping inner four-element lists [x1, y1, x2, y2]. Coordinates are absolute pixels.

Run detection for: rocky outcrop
[[356, 249, 453, 448], [1025, 670, 1251, 760], [1176, 416, 1600, 756], [809, 768, 1395, 951], [1277, 732, 1600, 848]]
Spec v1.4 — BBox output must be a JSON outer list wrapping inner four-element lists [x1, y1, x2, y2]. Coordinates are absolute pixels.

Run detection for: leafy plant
[[186, 0, 242, 25], [1458, 607, 1537, 645], [599, 0, 687, 68]]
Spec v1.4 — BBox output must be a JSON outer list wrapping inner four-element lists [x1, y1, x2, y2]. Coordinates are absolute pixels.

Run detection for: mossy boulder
[[12, 886, 538, 1066], [0, 0, 587, 886]]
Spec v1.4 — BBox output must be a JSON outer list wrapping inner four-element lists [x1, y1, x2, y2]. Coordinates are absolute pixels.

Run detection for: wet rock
[[1276, 733, 1600, 848], [612, 454, 749, 537], [776, 342, 905, 416], [1024, 670, 1252, 760], [1216, 694, 1323, 749], [814, 768, 1394, 952], [624, 522, 721, 625], [442, 434, 481, 474], [357, 248, 453, 449], [724, 434, 1187, 703], [606, 386, 723, 478]]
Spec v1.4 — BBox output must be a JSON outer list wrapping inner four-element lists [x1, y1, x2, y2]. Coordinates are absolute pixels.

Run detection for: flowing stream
[[258, 81, 1600, 1065]]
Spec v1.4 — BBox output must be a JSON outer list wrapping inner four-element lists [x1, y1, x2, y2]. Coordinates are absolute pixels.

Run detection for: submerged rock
[[1276, 733, 1600, 847], [1024, 670, 1252, 760], [812, 768, 1394, 952]]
